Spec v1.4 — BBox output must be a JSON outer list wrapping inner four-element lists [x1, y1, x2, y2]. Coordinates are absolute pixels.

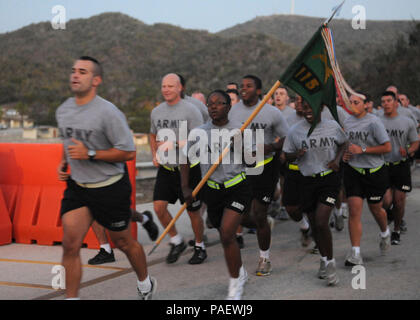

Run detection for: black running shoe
[[188, 246, 207, 264], [142, 211, 159, 241], [391, 231, 400, 245], [88, 248, 115, 265], [236, 235, 244, 249], [166, 241, 187, 264]]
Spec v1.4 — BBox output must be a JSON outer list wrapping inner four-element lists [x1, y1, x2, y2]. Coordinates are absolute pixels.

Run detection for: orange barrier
[[0, 143, 137, 248], [0, 190, 12, 245]]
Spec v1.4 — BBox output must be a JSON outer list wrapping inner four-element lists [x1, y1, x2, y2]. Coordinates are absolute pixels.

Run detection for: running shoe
[[311, 244, 319, 255], [166, 241, 187, 264], [141, 211, 159, 241], [226, 268, 248, 300], [318, 259, 327, 279], [88, 248, 115, 265], [276, 207, 289, 221], [300, 227, 312, 247], [256, 258, 272, 276], [333, 209, 344, 231], [344, 248, 363, 266], [188, 246, 207, 264], [380, 233, 391, 255], [137, 276, 157, 300], [325, 260, 339, 286], [391, 231, 400, 245]]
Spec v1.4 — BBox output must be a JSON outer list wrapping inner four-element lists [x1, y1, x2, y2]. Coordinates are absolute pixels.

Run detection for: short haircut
[[226, 88, 240, 97], [227, 82, 239, 89], [382, 91, 397, 100], [207, 89, 232, 108], [243, 75, 262, 90], [78, 56, 103, 78]]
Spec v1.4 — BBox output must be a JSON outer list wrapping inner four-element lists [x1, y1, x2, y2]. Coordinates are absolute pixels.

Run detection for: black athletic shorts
[[203, 179, 252, 229], [386, 160, 412, 192], [282, 166, 304, 207], [60, 171, 132, 232], [343, 163, 389, 203], [301, 171, 341, 213], [247, 159, 279, 205], [153, 165, 202, 211]]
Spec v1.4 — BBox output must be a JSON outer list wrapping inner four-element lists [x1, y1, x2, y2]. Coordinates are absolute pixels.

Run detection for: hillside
[[0, 12, 417, 131]]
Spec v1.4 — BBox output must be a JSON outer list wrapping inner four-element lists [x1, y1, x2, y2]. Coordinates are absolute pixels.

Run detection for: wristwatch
[[361, 147, 367, 153], [87, 149, 96, 161]]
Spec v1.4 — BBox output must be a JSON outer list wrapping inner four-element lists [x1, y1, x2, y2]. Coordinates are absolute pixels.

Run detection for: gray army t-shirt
[[229, 100, 289, 160], [321, 105, 349, 126], [379, 114, 419, 162], [343, 113, 390, 168], [283, 119, 348, 176], [185, 95, 209, 123], [150, 99, 203, 167], [278, 105, 296, 119], [185, 120, 251, 183], [56, 95, 135, 183]]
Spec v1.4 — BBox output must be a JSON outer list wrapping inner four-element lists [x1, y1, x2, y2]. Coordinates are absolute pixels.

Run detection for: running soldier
[[150, 73, 207, 265], [283, 100, 348, 286], [342, 94, 392, 266], [181, 90, 252, 299], [229, 75, 289, 276], [380, 91, 419, 245], [56, 56, 156, 299]]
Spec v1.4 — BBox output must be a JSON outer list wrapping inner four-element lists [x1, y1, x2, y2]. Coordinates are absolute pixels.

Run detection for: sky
[[0, 0, 419, 34]]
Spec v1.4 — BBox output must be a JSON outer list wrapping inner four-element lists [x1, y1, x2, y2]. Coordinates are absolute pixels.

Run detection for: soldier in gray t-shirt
[[283, 100, 347, 286], [181, 90, 252, 299], [380, 92, 420, 244], [149, 73, 207, 266], [229, 75, 289, 277], [341, 94, 392, 267], [56, 56, 155, 300]]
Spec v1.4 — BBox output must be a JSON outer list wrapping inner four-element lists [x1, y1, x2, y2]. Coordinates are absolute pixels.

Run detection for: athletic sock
[[236, 232, 243, 237], [326, 258, 335, 266], [298, 216, 309, 230], [381, 227, 390, 238], [170, 234, 183, 245], [321, 256, 327, 263], [137, 275, 152, 293], [352, 246, 360, 255], [195, 241, 205, 249], [141, 214, 149, 224], [335, 208, 343, 216], [100, 243, 112, 254], [260, 249, 270, 260]]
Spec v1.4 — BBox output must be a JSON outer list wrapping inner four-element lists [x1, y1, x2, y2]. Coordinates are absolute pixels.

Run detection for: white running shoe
[[226, 269, 248, 300]]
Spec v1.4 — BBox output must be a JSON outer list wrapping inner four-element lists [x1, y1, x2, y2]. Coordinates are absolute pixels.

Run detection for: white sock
[[65, 297, 80, 300], [195, 241, 205, 249], [298, 216, 309, 230], [326, 258, 335, 266], [239, 265, 245, 278], [170, 234, 183, 245], [100, 243, 112, 254], [381, 227, 390, 238], [321, 256, 327, 263], [341, 203, 348, 209], [236, 232, 243, 237], [137, 275, 152, 293], [335, 208, 343, 216], [352, 246, 360, 255], [260, 249, 270, 260], [141, 214, 149, 224]]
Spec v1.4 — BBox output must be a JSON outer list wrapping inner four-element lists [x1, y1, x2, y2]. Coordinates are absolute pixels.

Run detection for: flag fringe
[[320, 27, 364, 113]]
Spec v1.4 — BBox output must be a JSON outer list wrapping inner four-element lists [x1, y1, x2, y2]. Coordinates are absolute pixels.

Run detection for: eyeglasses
[[206, 101, 227, 108]]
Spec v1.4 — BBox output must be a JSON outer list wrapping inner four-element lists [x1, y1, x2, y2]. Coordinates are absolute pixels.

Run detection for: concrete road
[[1, 168, 420, 301]]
